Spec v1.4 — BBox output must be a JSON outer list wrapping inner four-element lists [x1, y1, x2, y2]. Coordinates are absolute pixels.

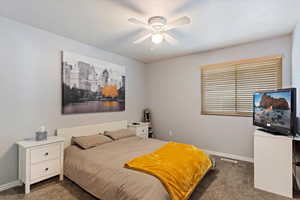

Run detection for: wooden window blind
[[201, 55, 282, 117]]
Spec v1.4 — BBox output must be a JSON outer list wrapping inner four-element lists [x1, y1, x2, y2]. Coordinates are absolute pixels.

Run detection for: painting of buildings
[[62, 51, 125, 114]]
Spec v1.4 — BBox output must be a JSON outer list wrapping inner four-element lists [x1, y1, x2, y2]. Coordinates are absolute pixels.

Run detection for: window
[[201, 55, 282, 117]]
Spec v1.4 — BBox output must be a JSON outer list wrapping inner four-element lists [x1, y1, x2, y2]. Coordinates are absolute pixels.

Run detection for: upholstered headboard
[[56, 120, 128, 148]]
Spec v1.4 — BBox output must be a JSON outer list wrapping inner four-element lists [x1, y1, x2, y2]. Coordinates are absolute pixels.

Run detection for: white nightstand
[[16, 136, 65, 194], [128, 122, 149, 139]]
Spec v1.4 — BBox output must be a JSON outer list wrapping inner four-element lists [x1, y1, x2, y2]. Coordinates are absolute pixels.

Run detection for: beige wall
[[292, 22, 300, 133], [146, 35, 292, 159], [0, 17, 146, 185]]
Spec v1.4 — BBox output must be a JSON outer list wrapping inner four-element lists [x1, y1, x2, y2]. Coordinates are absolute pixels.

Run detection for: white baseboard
[[203, 149, 254, 163], [0, 180, 22, 192]]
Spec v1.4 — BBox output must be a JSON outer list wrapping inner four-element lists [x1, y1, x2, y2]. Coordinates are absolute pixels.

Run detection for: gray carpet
[[0, 156, 296, 200]]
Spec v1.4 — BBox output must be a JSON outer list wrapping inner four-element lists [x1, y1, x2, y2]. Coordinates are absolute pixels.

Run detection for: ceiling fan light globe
[[152, 33, 163, 44]]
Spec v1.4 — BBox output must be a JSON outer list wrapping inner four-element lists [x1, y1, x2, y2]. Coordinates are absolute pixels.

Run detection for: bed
[[57, 120, 212, 200]]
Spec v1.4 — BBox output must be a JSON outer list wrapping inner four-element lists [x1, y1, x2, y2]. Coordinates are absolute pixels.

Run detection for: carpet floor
[[0, 156, 296, 200]]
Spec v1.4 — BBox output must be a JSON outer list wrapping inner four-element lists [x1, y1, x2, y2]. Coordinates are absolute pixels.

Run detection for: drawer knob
[[45, 168, 49, 171], [44, 152, 49, 156]]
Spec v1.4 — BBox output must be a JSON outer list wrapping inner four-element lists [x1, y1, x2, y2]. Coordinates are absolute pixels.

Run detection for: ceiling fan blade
[[164, 33, 178, 45], [165, 16, 191, 31], [170, 16, 191, 26], [128, 18, 147, 25], [128, 18, 152, 30], [133, 33, 152, 44]]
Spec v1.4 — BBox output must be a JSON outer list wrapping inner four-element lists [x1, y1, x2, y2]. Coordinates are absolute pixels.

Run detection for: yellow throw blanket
[[124, 142, 212, 200]]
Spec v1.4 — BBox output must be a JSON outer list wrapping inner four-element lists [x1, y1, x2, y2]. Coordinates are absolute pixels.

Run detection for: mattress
[[64, 136, 169, 200]]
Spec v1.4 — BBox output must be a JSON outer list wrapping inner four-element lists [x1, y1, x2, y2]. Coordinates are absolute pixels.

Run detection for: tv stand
[[254, 128, 298, 198], [257, 128, 288, 136]]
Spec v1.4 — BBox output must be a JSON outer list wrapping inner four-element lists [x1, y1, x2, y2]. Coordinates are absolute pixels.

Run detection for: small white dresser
[[128, 122, 149, 139], [17, 136, 65, 194]]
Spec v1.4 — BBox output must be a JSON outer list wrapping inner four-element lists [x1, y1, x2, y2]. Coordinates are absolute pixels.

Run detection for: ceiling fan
[[128, 16, 191, 45]]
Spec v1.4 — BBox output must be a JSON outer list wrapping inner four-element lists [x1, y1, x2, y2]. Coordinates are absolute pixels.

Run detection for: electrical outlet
[[168, 130, 173, 137]]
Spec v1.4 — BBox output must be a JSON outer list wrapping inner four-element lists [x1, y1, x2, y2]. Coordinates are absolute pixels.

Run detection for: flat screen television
[[253, 88, 296, 136]]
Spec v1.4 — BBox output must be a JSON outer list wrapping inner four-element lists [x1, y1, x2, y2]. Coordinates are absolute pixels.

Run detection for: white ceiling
[[0, 0, 299, 63]]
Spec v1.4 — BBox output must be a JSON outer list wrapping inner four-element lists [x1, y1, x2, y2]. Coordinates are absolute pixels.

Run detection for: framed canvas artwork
[[62, 51, 125, 114]]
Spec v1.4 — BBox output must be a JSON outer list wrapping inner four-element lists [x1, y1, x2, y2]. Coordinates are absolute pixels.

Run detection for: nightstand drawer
[[30, 144, 60, 164], [136, 127, 148, 134], [136, 128, 148, 139], [137, 132, 147, 136], [129, 123, 149, 139], [30, 159, 60, 181]]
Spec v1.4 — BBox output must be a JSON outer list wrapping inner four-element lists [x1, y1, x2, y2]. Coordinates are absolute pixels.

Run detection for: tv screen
[[253, 88, 296, 135]]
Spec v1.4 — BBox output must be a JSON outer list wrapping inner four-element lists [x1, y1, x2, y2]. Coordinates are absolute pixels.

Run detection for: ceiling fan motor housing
[[148, 16, 167, 31]]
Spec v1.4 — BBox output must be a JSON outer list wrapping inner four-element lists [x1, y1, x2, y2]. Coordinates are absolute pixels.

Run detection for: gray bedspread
[[64, 136, 169, 200]]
